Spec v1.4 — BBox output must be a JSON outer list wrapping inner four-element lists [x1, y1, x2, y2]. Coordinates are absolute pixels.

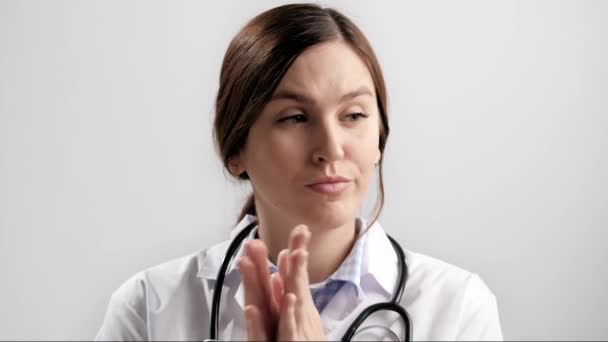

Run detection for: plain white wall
[[0, 0, 606, 339]]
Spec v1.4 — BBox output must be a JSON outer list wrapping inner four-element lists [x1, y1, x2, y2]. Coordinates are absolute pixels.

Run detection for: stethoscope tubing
[[209, 221, 412, 341]]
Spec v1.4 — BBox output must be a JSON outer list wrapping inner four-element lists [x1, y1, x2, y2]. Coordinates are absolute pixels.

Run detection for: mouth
[[305, 176, 352, 195]]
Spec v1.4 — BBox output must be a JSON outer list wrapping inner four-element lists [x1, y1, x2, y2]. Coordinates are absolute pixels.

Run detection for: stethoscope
[[208, 221, 413, 341]]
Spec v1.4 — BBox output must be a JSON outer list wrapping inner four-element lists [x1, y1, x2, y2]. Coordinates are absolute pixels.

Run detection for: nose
[[311, 119, 345, 165]]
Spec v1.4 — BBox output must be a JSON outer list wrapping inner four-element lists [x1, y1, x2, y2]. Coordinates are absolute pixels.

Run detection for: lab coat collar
[[360, 219, 399, 299], [196, 215, 399, 310], [196, 215, 258, 311], [196, 214, 258, 280]]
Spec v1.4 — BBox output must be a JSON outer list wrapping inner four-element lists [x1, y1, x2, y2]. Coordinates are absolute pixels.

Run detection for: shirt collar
[[197, 215, 400, 308], [309, 218, 367, 299], [228, 217, 367, 307]]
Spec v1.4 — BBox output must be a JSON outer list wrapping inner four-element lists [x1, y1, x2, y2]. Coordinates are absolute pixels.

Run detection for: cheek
[[355, 150, 377, 190], [351, 122, 381, 169], [244, 130, 303, 185], [243, 130, 310, 210]]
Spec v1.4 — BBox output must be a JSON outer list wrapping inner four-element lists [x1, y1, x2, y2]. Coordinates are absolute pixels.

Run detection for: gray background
[[1, 0, 606, 340]]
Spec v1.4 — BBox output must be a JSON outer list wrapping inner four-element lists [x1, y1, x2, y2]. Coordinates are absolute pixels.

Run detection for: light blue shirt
[[241, 219, 368, 312]]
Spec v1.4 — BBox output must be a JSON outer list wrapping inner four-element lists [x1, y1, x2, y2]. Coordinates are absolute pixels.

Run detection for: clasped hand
[[238, 225, 327, 341]]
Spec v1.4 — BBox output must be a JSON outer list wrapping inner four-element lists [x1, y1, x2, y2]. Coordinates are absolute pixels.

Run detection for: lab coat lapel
[[196, 214, 258, 279], [360, 220, 400, 298], [196, 215, 257, 340]]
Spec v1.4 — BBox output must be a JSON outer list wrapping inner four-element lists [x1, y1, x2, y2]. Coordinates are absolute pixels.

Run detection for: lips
[[305, 176, 352, 195]]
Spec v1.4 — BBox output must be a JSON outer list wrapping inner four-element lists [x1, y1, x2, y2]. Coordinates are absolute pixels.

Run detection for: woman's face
[[236, 40, 381, 229]]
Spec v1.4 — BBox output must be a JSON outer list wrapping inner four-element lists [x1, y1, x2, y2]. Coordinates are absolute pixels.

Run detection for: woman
[[95, 3, 503, 341]]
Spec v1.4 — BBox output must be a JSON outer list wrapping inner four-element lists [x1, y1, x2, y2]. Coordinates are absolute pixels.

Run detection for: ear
[[228, 155, 245, 177]]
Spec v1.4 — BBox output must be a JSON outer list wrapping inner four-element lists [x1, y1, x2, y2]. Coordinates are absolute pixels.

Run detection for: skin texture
[[232, 40, 382, 340]]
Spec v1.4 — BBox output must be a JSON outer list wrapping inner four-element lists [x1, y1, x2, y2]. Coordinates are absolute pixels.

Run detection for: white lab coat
[[95, 215, 503, 341]]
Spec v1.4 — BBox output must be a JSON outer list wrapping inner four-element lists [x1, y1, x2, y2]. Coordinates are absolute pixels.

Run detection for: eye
[[278, 114, 307, 124], [344, 112, 368, 122]]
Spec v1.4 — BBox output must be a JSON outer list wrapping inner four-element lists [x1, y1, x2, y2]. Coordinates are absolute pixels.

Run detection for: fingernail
[[303, 225, 310, 235], [294, 224, 307, 234]]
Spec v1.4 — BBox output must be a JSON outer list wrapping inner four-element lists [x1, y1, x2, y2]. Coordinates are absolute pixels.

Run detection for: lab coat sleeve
[[94, 274, 148, 341], [455, 274, 504, 341]]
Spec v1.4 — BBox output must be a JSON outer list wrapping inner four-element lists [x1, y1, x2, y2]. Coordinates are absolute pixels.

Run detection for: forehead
[[272, 41, 376, 104]]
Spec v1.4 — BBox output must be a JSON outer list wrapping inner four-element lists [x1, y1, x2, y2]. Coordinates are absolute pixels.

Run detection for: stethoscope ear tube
[[209, 221, 258, 340], [387, 234, 407, 304]]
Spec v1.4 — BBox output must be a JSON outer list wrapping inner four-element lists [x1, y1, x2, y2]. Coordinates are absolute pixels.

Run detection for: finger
[[278, 293, 298, 341], [277, 248, 289, 282], [283, 249, 311, 327], [270, 272, 284, 310], [238, 256, 266, 311], [245, 305, 267, 341], [287, 248, 311, 299], [244, 240, 278, 315], [287, 225, 310, 251], [284, 226, 311, 296]]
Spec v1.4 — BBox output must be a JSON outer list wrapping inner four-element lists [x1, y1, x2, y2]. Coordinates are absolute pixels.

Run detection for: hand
[[276, 225, 326, 341], [238, 239, 280, 341], [239, 225, 327, 341]]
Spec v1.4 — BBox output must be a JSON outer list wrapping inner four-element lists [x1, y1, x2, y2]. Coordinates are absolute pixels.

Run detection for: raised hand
[[239, 225, 327, 341], [238, 239, 280, 340], [276, 225, 326, 341]]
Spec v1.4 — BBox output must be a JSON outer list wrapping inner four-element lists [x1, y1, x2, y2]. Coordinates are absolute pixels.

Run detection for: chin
[[295, 201, 358, 230]]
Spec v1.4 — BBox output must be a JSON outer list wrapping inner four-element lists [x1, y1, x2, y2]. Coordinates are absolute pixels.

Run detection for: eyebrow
[[269, 85, 374, 104]]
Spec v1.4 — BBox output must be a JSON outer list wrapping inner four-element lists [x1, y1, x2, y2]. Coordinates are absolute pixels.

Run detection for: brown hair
[[213, 3, 390, 227]]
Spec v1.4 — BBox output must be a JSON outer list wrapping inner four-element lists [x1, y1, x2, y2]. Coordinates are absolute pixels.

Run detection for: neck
[[255, 210, 358, 284]]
